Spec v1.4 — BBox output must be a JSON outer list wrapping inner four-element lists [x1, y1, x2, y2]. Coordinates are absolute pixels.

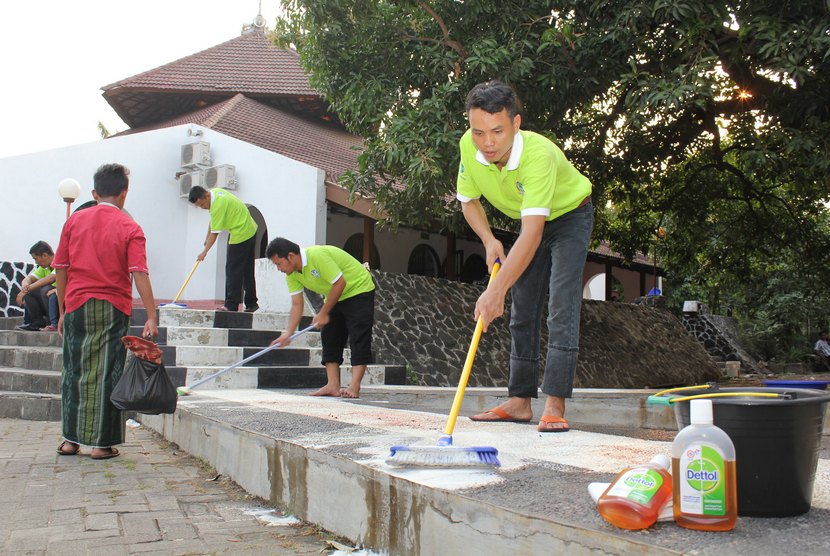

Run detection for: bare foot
[[340, 387, 360, 399], [310, 385, 342, 397]]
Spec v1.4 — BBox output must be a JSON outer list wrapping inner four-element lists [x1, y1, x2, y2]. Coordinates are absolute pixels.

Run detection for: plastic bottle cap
[[650, 453, 671, 470], [690, 399, 714, 425]]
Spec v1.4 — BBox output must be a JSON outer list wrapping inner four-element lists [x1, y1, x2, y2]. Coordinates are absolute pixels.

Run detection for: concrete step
[[149, 325, 322, 348], [0, 346, 62, 372], [129, 387, 830, 555], [0, 367, 61, 395], [178, 364, 405, 391], [154, 307, 312, 331], [0, 329, 62, 347], [0, 391, 61, 421]]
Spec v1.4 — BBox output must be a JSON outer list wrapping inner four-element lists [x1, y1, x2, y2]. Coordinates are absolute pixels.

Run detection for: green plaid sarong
[[61, 298, 130, 447]]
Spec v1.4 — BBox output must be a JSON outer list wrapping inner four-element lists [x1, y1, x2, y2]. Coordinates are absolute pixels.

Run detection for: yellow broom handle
[[443, 261, 501, 436], [172, 260, 201, 303]]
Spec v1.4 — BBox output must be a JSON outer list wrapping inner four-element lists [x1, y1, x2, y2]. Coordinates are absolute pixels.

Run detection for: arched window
[[343, 233, 381, 269], [408, 244, 441, 277], [245, 204, 268, 258], [460, 254, 488, 283]]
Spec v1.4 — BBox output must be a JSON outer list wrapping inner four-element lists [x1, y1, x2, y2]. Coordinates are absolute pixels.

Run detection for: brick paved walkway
[[0, 419, 345, 555]]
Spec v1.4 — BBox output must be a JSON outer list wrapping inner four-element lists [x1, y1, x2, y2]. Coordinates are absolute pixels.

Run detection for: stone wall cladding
[[371, 271, 722, 389], [680, 305, 759, 372], [0, 262, 30, 318]]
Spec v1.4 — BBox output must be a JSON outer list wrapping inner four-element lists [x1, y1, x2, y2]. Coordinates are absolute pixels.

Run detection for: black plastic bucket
[[673, 386, 830, 517]]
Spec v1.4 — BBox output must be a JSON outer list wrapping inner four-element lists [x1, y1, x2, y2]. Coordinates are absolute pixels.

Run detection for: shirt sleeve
[[126, 223, 149, 273], [52, 223, 71, 269], [285, 274, 303, 295]]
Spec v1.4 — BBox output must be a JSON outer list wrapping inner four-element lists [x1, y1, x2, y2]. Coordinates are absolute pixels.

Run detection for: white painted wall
[[0, 125, 325, 313]]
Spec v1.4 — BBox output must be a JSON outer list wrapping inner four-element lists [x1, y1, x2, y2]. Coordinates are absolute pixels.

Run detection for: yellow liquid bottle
[[597, 454, 673, 530], [672, 399, 738, 531]]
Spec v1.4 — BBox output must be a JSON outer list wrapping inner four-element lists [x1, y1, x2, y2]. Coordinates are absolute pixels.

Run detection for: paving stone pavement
[[0, 418, 348, 555]]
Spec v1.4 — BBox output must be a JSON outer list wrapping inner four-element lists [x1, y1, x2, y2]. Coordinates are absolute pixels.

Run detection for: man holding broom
[[188, 185, 259, 313], [457, 80, 593, 432], [266, 237, 375, 399]]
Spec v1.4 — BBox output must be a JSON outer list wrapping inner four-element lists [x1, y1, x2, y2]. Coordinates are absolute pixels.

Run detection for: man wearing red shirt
[[53, 163, 158, 460]]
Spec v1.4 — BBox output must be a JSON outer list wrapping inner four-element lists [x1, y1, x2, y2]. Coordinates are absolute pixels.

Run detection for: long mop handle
[[172, 260, 201, 303], [442, 260, 501, 437], [187, 325, 315, 390]]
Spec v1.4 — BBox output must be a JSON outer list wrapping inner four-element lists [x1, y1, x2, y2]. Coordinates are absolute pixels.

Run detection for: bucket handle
[[647, 392, 792, 406]]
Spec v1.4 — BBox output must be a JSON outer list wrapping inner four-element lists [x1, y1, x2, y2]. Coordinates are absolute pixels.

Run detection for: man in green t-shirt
[[15, 241, 58, 331], [266, 237, 375, 399], [457, 80, 593, 433], [188, 186, 259, 312]]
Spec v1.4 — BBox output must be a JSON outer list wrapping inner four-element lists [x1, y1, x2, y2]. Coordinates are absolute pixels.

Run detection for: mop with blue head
[[386, 261, 501, 468]]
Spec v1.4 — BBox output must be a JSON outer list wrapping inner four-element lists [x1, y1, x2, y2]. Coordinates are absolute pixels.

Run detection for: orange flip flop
[[538, 415, 570, 433], [470, 406, 531, 423]]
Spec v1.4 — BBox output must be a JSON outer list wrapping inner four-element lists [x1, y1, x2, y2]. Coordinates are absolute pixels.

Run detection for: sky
[[0, 1, 283, 158]]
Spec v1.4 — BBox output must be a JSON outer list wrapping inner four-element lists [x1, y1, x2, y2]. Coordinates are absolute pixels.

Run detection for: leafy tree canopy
[[276, 1, 830, 354]]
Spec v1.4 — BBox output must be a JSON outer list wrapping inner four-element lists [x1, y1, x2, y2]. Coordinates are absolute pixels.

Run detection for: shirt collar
[[299, 247, 308, 270], [474, 131, 523, 171], [98, 201, 119, 209]]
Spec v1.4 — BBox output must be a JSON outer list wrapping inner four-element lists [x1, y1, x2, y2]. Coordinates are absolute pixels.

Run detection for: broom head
[[386, 445, 500, 468]]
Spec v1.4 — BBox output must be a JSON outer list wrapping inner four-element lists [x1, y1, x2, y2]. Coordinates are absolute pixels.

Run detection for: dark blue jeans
[[508, 202, 593, 399]]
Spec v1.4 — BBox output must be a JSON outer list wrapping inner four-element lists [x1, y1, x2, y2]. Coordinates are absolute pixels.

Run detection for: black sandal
[[56, 441, 80, 455]]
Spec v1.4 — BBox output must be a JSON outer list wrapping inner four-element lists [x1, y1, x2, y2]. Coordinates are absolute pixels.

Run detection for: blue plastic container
[[763, 380, 829, 390]]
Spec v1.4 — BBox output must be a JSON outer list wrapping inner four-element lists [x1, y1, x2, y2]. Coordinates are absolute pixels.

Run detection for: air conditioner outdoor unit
[[181, 142, 211, 168], [205, 164, 237, 190], [178, 170, 205, 197]]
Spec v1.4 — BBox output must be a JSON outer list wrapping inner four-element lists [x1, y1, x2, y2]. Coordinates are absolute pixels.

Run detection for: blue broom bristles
[[386, 445, 500, 468]]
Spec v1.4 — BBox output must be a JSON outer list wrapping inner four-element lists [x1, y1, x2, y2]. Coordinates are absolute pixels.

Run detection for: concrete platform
[[138, 386, 830, 556]]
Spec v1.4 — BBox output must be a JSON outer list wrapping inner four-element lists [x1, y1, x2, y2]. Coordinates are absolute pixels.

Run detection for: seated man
[[15, 241, 58, 331], [266, 237, 375, 398], [814, 331, 830, 371]]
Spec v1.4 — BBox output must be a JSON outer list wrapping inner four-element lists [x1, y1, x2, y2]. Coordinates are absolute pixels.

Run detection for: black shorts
[[320, 291, 374, 366]]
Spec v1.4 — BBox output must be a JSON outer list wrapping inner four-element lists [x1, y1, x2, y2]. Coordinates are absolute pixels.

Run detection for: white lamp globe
[[58, 178, 82, 202]]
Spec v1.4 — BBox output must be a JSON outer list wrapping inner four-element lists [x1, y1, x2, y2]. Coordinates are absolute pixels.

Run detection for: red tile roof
[[102, 29, 325, 127], [119, 94, 362, 181]]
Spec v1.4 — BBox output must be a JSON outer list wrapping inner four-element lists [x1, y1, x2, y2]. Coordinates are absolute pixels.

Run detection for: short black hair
[[465, 80, 521, 118], [266, 237, 300, 259], [29, 241, 53, 257], [93, 163, 130, 197], [188, 185, 208, 204]]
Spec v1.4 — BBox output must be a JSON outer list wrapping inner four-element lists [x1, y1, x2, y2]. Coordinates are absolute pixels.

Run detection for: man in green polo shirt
[[15, 241, 58, 331], [266, 237, 375, 399], [457, 80, 593, 433], [188, 186, 259, 312]]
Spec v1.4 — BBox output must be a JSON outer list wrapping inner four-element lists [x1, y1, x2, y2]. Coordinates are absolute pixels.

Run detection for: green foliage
[[277, 0, 830, 358]]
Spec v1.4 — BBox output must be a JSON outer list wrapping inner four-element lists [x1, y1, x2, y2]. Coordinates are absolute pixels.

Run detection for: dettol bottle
[[672, 399, 737, 531], [597, 454, 672, 530]]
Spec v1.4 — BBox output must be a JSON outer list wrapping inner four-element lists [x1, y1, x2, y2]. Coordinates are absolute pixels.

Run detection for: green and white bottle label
[[606, 467, 664, 505], [679, 443, 726, 515]]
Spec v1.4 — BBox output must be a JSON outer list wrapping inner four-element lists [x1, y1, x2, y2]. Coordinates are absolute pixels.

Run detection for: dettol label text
[[678, 443, 727, 515], [606, 467, 665, 505]]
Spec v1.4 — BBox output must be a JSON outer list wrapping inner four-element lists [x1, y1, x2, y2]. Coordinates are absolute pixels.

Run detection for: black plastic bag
[[111, 354, 178, 415]]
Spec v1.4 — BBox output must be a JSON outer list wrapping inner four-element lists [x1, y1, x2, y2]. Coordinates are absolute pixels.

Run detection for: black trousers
[[320, 291, 375, 366], [224, 236, 257, 311], [23, 286, 53, 327]]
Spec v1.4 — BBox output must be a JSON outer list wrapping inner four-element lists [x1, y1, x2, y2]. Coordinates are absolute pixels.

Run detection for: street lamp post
[[57, 178, 81, 220]]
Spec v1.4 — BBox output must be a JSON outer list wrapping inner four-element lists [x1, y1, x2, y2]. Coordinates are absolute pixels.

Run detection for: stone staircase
[[0, 307, 405, 421]]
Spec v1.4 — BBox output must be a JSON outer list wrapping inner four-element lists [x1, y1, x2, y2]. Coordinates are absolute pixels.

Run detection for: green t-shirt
[[31, 266, 55, 280], [209, 188, 257, 244], [285, 245, 375, 302], [456, 129, 592, 220]]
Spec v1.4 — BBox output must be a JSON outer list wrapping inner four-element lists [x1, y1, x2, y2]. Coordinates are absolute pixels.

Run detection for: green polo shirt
[[31, 266, 55, 280], [285, 246, 375, 302], [209, 188, 257, 244], [456, 129, 591, 220]]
